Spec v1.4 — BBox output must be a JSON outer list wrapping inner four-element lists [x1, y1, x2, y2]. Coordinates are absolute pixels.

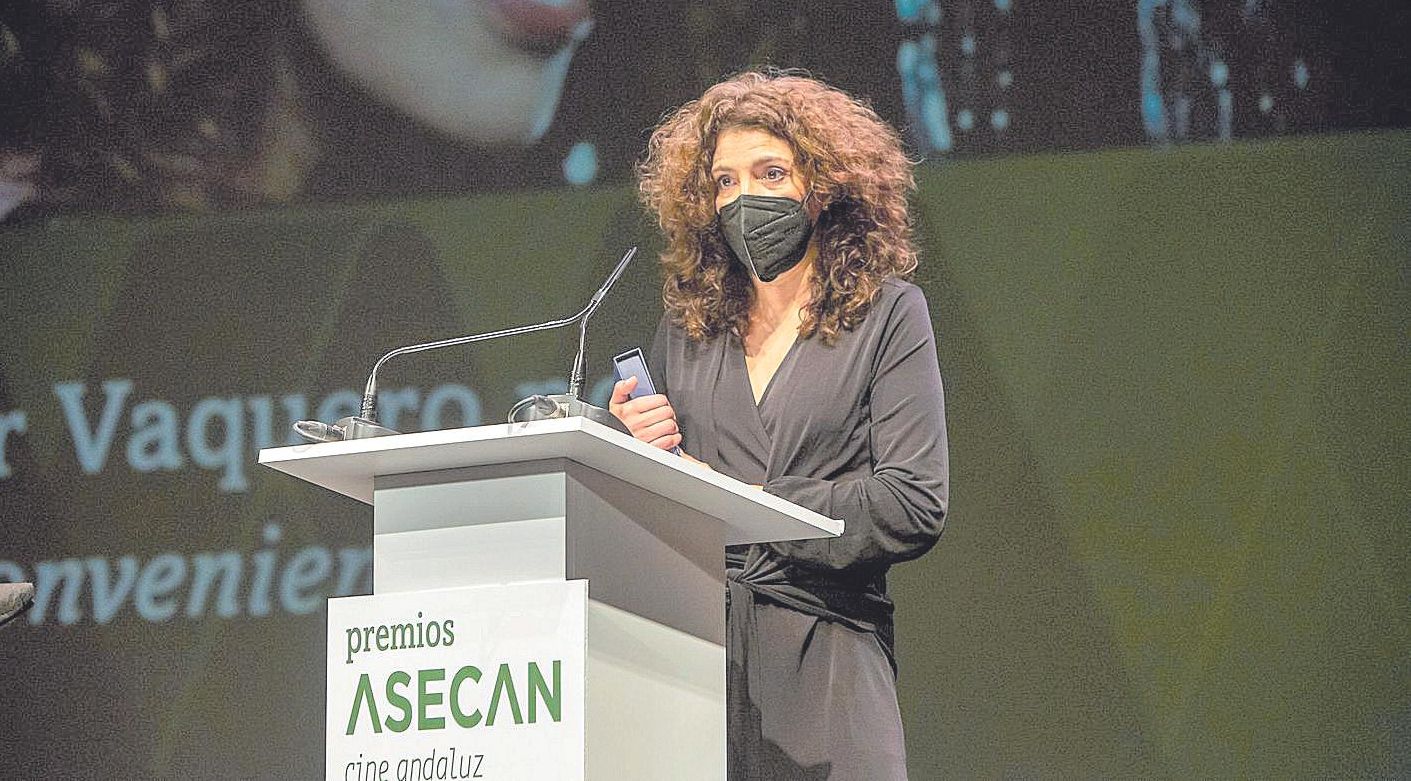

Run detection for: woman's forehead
[[711, 127, 794, 168]]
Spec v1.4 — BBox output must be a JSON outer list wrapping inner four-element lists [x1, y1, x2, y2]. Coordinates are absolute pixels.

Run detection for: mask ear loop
[[795, 189, 825, 283], [802, 178, 829, 224]]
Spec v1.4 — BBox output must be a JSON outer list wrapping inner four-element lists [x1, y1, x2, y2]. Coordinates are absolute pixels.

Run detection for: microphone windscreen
[[0, 582, 35, 626], [294, 420, 344, 443]]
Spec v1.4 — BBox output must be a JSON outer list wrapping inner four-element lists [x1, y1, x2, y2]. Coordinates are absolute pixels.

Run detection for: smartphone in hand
[[612, 347, 681, 455]]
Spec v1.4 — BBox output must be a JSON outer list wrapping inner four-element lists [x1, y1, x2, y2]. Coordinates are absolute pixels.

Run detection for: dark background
[[1, 1, 1408, 778]]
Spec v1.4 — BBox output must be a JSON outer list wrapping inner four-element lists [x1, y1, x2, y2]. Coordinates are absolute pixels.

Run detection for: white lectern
[[259, 416, 840, 780]]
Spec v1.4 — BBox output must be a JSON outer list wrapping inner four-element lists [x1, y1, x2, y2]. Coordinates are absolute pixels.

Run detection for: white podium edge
[[257, 416, 842, 543]]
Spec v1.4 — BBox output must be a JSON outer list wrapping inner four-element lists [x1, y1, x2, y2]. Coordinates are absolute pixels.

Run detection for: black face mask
[[717, 194, 814, 283]]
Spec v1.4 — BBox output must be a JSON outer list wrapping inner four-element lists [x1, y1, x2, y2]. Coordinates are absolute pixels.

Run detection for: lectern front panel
[[370, 459, 728, 645], [374, 472, 569, 592]]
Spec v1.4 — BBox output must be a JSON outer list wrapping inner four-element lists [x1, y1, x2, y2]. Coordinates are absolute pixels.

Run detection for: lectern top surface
[[258, 416, 841, 545]]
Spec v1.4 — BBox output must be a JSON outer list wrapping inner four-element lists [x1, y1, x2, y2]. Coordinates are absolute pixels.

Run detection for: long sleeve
[[763, 285, 949, 574]]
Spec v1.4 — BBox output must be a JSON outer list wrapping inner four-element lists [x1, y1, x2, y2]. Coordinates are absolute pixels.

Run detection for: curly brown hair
[[639, 71, 919, 344]]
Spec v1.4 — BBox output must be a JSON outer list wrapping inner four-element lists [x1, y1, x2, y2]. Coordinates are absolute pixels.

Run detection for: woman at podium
[[610, 71, 949, 779]]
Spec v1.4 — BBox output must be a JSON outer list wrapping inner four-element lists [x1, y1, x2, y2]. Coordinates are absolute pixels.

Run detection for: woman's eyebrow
[[712, 154, 790, 176]]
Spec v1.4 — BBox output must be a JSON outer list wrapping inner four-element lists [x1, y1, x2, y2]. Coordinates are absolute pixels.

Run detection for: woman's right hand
[[609, 376, 682, 451]]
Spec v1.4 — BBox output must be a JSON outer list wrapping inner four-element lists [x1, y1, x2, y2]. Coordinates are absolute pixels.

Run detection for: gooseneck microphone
[[567, 245, 636, 400], [294, 247, 637, 442]]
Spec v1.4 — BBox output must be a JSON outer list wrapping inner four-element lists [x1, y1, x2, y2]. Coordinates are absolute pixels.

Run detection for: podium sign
[[328, 581, 587, 781]]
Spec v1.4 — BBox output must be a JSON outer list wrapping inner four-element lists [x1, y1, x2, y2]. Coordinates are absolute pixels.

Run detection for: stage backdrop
[[1, 130, 1407, 778], [1, 1, 1409, 778]]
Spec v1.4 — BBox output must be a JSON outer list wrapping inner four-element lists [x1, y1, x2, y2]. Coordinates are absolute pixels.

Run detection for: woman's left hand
[[608, 376, 683, 452]]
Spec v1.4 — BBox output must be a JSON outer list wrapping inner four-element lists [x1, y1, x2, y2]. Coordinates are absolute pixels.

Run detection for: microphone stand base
[[292, 417, 402, 443], [335, 416, 401, 440], [509, 394, 629, 435]]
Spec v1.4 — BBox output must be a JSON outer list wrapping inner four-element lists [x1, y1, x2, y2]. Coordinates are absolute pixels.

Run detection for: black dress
[[651, 279, 949, 780]]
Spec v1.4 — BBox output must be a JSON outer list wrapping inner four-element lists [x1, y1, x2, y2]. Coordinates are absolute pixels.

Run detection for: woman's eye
[[716, 175, 734, 188], [764, 167, 786, 181]]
